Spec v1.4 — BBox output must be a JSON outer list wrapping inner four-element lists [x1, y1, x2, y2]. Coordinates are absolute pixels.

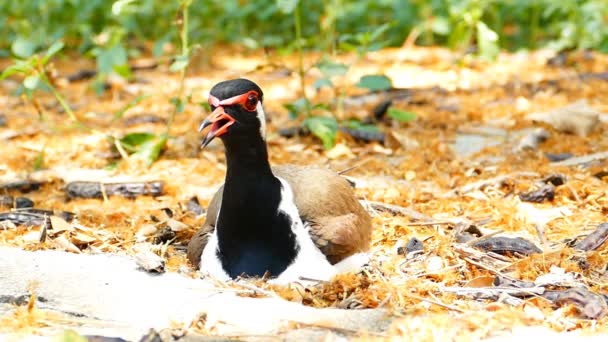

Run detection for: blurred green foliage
[[1, 0, 607, 62]]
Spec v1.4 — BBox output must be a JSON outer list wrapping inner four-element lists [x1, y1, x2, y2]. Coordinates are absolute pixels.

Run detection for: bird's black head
[[199, 78, 266, 148]]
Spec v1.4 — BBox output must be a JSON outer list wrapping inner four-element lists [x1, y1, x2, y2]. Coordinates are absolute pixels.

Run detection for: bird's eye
[[244, 93, 258, 111]]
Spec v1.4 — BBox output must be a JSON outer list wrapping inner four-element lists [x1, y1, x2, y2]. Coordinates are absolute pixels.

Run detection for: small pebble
[[425, 256, 444, 274]]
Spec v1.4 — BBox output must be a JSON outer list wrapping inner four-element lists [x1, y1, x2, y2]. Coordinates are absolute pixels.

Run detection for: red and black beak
[[199, 106, 236, 148]]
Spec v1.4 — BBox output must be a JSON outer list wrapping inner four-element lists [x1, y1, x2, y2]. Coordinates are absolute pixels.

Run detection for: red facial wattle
[[199, 90, 259, 148]]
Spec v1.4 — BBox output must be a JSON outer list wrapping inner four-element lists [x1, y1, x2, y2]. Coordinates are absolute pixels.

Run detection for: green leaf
[[112, 0, 138, 15], [357, 74, 392, 91], [42, 41, 64, 64], [303, 116, 338, 149], [23, 75, 40, 90], [431, 17, 450, 35], [112, 63, 132, 79], [314, 77, 332, 90], [12, 37, 36, 58], [170, 97, 186, 113], [118, 132, 157, 153], [342, 119, 380, 133], [97, 45, 128, 74], [153, 34, 172, 58], [53, 329, 88, 342], [113, 94, 150, 121], [283, 97, 310, 120], [316, 59, 348, 78], [476, 21, 499, 61], [170, 55, 189, 72], [0, 62, 32, 80], [387, 108, 416, 122], [33, 148, 45, 171], [276, 0, 299, 14], [369, 23, 391, 42], [131, 134, 167, 166]]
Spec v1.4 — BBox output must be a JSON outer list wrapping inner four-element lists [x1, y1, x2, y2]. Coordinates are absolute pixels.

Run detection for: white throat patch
[[256, 101, 266, 139]]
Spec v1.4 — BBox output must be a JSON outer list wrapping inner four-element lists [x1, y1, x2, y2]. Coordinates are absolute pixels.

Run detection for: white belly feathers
[[199, 177, 365, 285]]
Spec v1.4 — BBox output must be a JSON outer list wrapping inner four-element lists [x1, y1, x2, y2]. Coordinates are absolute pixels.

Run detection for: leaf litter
[[1, 46, 608, 339]]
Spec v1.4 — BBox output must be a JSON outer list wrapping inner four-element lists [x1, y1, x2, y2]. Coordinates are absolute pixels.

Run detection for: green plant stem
[[167, 0, 190, 137], [294, 2, 310, 117], [41, 77, 86, 130]]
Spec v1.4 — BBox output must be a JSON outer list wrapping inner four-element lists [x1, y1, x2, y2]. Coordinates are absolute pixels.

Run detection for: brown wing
[[186, 186, 223, 267], [273, 165, 372, 264], [186, 165, 372, 268]]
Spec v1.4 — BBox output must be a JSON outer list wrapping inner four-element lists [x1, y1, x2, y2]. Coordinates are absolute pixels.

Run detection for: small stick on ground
[[233, 281, 281, 299], [456, 172, 539, 195], [550, 151, 608, 167], [363, 201, 434, 221], [406, 220, 454, 227], [287, 321, 388, 337], [407, 292, 466, 313]]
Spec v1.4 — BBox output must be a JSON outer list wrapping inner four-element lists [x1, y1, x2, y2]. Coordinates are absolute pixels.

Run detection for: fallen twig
[[362, 201, 434, 221], [543, 287, 608, 319], [407, 292, 466, 313], [65, 181, 164, 199], [233, 281, 281, 299], [550, 151, 608, 167], [287, 321, 388, 337], [441, 286, 545, 299], [574, 223, 608, 251], [455, 172, 539, 195]]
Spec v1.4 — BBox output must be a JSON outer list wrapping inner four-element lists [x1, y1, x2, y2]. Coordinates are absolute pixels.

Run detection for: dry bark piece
[[277, 126, 310, 138], [27, 208, 75, 222], [0, 209, 75, 228], [594, 170, 608, 180], [527, 100, 601, 136], [454, 222, 483, 243], [65, 181, 164, 199], [339, 127, 385, 143], [373, 99, 392, 119], [0, 195, 34, 209], [544, 152, 573, 162], [186, 196, 204, 215], [153, 227, 176, 245], [518, 184, 555, 203], [471, 236, 542, 256], [516, 128, 550, 151], [0, 211, 50, 228], [405, 237, 424, 254], [493, 274, 535, 288], [396, 237, 424, 256], [542, 287, 608, 319], [550, 150, 608, 167], [0, 180, 43, 193], [542, 174, 566, 186], [574, 223, 608, 251], [66, 69, 97, 82]]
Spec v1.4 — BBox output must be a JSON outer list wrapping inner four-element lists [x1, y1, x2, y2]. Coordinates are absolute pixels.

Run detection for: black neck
[[223, 132, 273, 180], [216, 132, 299, 278]]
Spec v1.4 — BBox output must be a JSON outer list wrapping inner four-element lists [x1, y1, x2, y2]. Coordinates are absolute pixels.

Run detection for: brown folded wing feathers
[[186, 165, 372, 268]]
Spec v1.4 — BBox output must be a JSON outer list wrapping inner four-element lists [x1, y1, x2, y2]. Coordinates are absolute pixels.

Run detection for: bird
[[187, 78, 372, 284]]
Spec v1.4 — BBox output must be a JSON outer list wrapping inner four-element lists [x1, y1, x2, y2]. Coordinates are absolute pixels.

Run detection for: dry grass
[[1, 46, 608, 338]]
